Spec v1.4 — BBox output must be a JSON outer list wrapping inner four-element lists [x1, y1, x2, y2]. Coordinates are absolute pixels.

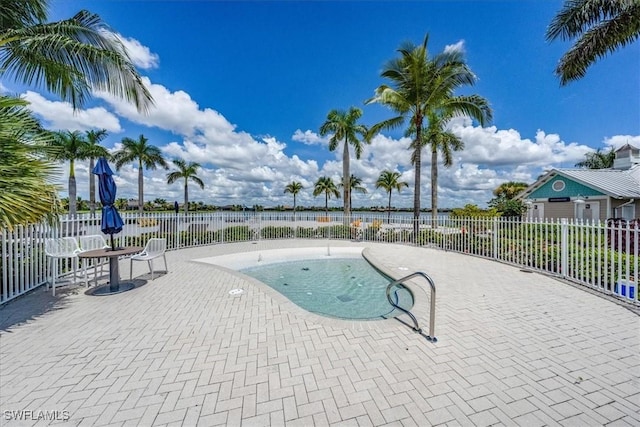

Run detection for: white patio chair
[[129, 238, 168, 281], [44, 237, 83, 296], [79, 235, 110, 287]]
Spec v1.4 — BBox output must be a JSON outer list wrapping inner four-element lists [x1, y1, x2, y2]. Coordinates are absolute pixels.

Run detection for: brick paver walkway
[[1, 240, 638, 426]]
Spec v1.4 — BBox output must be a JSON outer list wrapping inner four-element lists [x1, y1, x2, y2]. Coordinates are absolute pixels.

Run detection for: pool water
[[240, 258, 413, 320]]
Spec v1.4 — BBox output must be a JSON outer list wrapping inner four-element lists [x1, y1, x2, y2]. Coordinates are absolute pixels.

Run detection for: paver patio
[[1, 240, 638, 426]]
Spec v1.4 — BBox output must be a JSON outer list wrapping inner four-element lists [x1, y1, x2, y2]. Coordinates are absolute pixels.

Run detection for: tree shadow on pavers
[[0, 282, 83, 332]]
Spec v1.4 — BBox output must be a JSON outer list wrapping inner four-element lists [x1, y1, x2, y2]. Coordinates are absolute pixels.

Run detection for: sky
[[6, 0, 640, 209]]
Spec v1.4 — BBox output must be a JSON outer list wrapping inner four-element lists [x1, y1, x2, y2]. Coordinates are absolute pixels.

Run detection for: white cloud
[[292, 129, 329, 146], [113, 33, 159, 70], [444, 40, 465, 54], [22, 91, 122, 132]]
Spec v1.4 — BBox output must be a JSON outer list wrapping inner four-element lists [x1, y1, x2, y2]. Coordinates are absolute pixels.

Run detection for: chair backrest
[[45, 237, 81, 257], [79, 235, 109, 251], [144, 238, 166, 256]]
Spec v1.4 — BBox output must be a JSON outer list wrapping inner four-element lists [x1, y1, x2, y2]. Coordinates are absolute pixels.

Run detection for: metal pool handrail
[[386, 271, 437, 342]]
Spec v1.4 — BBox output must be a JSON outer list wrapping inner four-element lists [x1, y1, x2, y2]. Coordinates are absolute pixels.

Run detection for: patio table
[[79, 246, 142, 295]]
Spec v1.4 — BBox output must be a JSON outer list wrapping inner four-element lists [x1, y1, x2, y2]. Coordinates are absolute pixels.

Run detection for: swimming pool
[[240, 257, 413, 320]]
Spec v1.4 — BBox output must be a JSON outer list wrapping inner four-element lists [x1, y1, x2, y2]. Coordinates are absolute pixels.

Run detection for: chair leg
[[52, 258, 57, 296], [163, 254, 168, 273], [83, 259, 89, 287], [148, 260, 153, 280], [130, 258, 133, 280]]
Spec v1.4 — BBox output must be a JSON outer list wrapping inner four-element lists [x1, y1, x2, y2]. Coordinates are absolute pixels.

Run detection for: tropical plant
[[546, 0, 640, 85], [113, 134, 168, 213], [284, 181, 304, 220], [368, 34, 492, 232], [166, 159, 204, 215], [493, 181, 529, 199], [338, 174, 368, 210], [84, 129, 110, 216], [48, 130, 91, 216], [319, 107, 370, 219], [375, 170, 408, 223], [0, 0, 153, 111], [313, 176, 340, 215], [575, 147, 616, 169], [114, 198, 128, 210], [0, 96, 60, 229]]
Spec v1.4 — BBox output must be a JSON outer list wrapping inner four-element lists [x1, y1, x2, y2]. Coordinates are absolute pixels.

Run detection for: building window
[[552, 180, 565, 192]]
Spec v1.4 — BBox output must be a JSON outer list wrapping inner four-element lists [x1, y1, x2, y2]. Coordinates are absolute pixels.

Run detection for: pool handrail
[[386, 271, 437, 342]]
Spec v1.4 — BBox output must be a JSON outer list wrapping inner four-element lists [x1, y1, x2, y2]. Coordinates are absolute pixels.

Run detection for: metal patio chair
[[129, 238, 168, 281], [78, 235, 110, 287], [44, 237, 83, 296]]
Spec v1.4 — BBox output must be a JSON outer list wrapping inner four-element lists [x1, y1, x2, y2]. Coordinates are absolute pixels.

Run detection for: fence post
[[561, 218, 568, 278], [492, 217, 498, 260]]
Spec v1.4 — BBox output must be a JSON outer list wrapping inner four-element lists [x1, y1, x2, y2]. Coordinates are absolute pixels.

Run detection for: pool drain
[[229, 288, 244, 296]]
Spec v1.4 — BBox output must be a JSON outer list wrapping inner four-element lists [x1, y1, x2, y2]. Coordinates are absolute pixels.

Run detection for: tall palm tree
[[0, 96, 59, 229], [113, 134, 168, 213], [423, 112, 465, 227], [546, 0, 640, 85], [367, 34, 492, 233], [84, 129, 110, 217], [49, 130, 90, 216], [0, 0, 153, 111], [575, 147, 616, 169], [284, 181, 303, 221], [313, 176, 340, 215], [319, 107, 370, 220], [375, 170, 408, 223], [338, 175, 368, 210], [166, 159, 204, 215]]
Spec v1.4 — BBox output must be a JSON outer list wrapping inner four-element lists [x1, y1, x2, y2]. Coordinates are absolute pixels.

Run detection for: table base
[[90, 282, 135, 296]]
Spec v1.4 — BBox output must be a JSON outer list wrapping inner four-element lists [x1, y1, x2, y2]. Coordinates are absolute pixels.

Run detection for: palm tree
[[166, 159, 204, 215], [0, 96, 60, 229], [546, 0, 640, 85], [338, 175, 368, 210], [113, 134, 168, 213], [319, 107, 370, 220], [49, 130, 91, 216], [313, 176, 340, 215], [493, 181, 529, 199], [423, 112, 465, 227], [84, 129, 110, 217], [575, 147, 616, 169], [284, 181, 304, 221], [368, 34, 492, 233], [0, 0, 153, 111], [375, 170, 408, 223]]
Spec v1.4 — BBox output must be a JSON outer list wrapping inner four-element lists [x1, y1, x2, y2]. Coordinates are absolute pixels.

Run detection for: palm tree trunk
[[413, 143, 421, 238], [431, 147, 438, 229], [89, 157, 96, 217], [388, 190, 392, 224], [293, 194, 297, 222], [138, 161, 144, 214], [184, 179, 189, 215], [343, 138, 350, 224], [69, 160, 77, 217], [325, 192, 329, 215]]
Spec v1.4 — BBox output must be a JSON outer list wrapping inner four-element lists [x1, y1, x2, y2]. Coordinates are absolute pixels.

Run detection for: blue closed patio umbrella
[[93, 157, 124, 251]]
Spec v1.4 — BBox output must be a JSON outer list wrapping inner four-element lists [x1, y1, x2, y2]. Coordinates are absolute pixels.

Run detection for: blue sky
[[8, 0, 640, 209]]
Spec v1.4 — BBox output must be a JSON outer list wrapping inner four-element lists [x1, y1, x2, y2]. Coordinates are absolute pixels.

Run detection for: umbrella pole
[[110, 234, 115, 251]]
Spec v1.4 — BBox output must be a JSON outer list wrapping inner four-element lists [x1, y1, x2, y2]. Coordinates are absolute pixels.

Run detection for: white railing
[[1, 212, 638, 305]]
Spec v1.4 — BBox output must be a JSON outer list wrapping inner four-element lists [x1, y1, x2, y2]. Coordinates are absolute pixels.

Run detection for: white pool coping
[[193, 246, 365, 270]]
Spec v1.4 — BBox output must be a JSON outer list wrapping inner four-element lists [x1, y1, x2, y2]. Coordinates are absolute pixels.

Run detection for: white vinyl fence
[[1, 212, 638, 305]]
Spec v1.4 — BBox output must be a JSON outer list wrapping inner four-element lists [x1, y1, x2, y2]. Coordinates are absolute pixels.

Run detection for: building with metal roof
[[517, 144, 640, 221]]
